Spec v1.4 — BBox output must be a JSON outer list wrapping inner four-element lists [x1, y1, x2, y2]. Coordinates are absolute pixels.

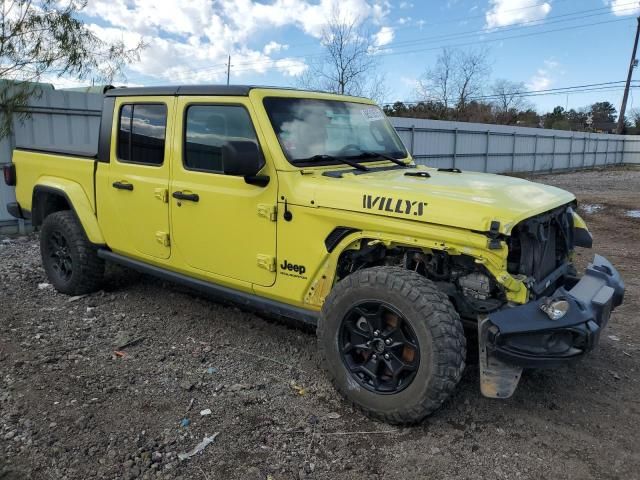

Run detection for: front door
[[101, 97, 174, 259], [170, 98, 278, 286]]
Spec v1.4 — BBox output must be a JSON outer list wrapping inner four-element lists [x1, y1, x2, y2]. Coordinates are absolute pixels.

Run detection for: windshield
[[263, 97, 408, 166]]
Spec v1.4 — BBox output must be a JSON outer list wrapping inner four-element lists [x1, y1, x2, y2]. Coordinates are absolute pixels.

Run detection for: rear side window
[[184, 105, 258, 173], [117, 104, 167, 165]]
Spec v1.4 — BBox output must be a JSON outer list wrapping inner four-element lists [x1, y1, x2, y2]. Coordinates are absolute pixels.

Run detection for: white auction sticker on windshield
[[361, 108, 385, 121]]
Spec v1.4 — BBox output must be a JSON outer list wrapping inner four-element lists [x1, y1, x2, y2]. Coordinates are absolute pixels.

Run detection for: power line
[[384, 81, 640, 105], [463, 81, 632, 100], [384, 1, 639, 51], [369, 17, 635, 62], [170, 0, 574, 73], [137, 3, 638, 83], [203, 8, 640, 77]]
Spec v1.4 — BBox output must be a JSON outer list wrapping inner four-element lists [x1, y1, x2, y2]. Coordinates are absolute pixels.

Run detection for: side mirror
[[222, 140, 264, 177]]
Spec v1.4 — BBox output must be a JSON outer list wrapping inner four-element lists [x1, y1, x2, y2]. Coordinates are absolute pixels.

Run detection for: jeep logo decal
[[280, 260, 307, 278], [362, 195, 427, 217]]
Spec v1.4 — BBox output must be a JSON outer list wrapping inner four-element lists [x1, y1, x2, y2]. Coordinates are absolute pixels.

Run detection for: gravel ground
[[1, 166, 639, 480]]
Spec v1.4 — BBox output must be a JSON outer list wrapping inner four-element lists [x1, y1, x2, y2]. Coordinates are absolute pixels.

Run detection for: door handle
[[112, 181, 134, 191], [172, 191, 199, 202]]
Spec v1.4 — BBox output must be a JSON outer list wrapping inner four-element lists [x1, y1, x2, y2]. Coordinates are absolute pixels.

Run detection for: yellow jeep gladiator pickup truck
[[3, 85, 625, 424]]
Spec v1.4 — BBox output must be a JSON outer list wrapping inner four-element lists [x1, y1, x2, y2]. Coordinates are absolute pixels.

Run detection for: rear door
[[100, 97, 175, 259], [169, 97, 278, 286]]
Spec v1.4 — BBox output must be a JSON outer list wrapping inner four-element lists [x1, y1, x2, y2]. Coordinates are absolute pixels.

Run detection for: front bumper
[[487, 254, 624, 368], [479, 255, 624, 398]]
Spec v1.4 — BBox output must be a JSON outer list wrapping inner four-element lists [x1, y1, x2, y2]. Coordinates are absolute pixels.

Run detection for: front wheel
[[318, 267, 466, 424]]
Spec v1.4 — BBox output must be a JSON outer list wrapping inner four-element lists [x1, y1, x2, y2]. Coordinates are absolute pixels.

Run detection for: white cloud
[[373, 26, 394, 47], [77, 0, 392, 84], [485, 0, 551, 29], [263, 41, 287, 55], [608, 0, 640, 16], [274, 58, 308, 76], [239, 0, 388, 38], [526, 59, 559, 91]]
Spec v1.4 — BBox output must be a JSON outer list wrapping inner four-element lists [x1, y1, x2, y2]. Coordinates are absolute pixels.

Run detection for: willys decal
[[362, 195, 427, 217]]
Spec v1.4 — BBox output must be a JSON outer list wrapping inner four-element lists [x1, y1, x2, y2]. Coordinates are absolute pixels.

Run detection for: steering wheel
[[337, 144, 363, 156]]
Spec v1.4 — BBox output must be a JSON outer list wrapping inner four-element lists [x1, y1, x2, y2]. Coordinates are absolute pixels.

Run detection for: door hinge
[[154, 188, 169, 203], [156, 231, 170, 247], [257, 204, 277, 222], [256, 254, 276, 272]]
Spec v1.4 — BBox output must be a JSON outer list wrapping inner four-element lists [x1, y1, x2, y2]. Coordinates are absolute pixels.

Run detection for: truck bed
[[13, 149, 97, 214]]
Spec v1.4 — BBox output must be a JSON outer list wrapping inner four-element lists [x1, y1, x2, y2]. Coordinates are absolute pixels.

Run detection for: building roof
[[104, 85, 299, 97]]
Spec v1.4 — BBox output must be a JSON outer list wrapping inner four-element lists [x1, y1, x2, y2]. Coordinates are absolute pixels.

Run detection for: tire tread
[[318, 266, 466, 425]]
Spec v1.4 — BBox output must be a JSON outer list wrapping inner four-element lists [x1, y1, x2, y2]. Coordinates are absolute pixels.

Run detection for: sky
[[50, 0, 640, 114]]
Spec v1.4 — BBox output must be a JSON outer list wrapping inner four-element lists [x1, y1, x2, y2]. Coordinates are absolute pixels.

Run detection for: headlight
[[540, 299, 570, 320]]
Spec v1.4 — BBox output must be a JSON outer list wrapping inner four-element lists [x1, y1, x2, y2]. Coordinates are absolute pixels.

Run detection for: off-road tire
[[318, 266, 466, 424], [40, 210, 104, 295]]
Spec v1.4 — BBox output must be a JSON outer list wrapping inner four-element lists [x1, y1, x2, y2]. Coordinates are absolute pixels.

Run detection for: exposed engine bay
[[336, 243, 505, 320], [335, 204, 577, 320]]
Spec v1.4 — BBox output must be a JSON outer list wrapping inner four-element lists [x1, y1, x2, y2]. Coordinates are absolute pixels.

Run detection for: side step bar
[[97, 250, 319, 326]]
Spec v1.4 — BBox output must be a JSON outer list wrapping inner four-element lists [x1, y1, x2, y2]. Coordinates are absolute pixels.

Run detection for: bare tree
[[491, 79, 532, 124], [417, 48, 490, 119], [629, 107, 640, 129], [416, 47, 455, 110], [0, 0, 144, 137], [297, 10, 387, 103], [455, 49, 490, 113]]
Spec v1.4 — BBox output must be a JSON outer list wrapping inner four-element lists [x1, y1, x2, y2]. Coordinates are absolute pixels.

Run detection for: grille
[[507, 206, 572, 285]]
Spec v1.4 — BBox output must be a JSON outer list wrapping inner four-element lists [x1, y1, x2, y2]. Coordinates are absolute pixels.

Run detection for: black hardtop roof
[[104, 85, 304, 97]]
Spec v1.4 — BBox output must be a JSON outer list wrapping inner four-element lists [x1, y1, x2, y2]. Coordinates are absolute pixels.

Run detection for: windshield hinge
[[257, 204, 277, 222], [155, 231, 170, 247], [154, 188, 169, 203], [256, 254, 276, 272]]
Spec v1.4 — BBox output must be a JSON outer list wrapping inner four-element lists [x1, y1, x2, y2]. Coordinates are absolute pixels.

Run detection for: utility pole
[[226, 55, 231, 86], [616, 16, 640, 134]]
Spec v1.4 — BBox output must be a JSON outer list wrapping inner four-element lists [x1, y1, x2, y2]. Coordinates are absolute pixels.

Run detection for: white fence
[[390, 117, 640, 173]]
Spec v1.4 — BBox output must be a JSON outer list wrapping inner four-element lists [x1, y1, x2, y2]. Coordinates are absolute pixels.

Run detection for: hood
[[305, 167, 575, 235]]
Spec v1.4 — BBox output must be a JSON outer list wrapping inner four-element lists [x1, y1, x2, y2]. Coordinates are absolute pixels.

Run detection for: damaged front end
[[478, 205, 625, 399]]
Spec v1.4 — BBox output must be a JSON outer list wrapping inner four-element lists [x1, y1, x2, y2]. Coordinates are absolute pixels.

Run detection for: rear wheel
[[318, 267, 466, 424], [40, 210, 104, 295]]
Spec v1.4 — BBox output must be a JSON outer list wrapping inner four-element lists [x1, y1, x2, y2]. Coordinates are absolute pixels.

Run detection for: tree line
[[299, 14, 639, 134], [383, 98, 630, 133], [381, 47, 635, 133]]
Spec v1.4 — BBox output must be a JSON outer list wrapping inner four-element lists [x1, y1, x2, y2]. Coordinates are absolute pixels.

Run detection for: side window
[[184, 105, 258, 173], [117, 103, 167, 166]]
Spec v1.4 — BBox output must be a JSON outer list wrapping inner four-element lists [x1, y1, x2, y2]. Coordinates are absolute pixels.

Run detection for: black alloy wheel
[[47, 229, 73, 282], [339, 301, 420, 394]]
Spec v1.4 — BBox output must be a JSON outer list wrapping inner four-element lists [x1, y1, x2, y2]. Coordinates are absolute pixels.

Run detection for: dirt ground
[[1, 166, 639, 480]]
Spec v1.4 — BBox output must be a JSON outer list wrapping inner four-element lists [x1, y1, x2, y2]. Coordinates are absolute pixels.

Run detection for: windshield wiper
[[292, 154, 369, 171], [348, 150, 411, 167]]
